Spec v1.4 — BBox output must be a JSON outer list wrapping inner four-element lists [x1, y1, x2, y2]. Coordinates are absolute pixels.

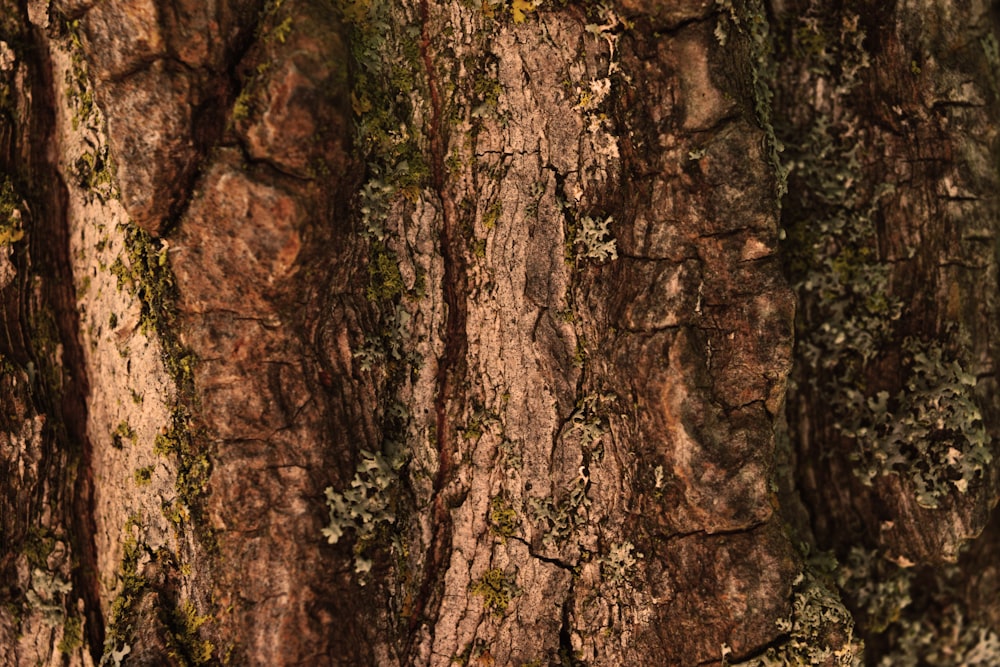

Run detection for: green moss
[[110, 223, 191, 385], [110, 222, 214, 540], [103, 518, 148, 660], [272, 16, 294, 44], [155, 407, 211, 522], [22, 526, 56, 569], [366, 245, 405, 302], [63, 19, 96, 132], [133, 465, 154, 486], [57, 615, 83, 653], [167, 600, 214, 664], [474, 74, 503, 108], [112, 420, 137, 449], [231, 89, 252, 122], [71, 143, 118, 202], [0, 176, 24, 245], [488, 496, 518, 539], [483, 200, 502, 229], [161, 499, 190, 527], [445, 150, 464, 176], [470, 568, 517, 616], [471, 238, 487, 259]]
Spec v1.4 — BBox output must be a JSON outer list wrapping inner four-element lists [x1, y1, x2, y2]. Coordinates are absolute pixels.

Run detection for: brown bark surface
[[0, 0, 996, 665]]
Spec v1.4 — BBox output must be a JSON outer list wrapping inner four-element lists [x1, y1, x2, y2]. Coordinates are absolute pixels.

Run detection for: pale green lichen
[[842, 340, 991, 508], [728, 559, 862, 666], [323, 448, 406, 574], [877, 609, 1000, 667], [715, 0, 788, 201], [836, 546, 912, 634], [600, 541, 641, 587], [529, 393, 612, 545], [575, 215, 618, 263], [777, 8, 991, 509], [528, 469, 590, 548], [26, 568, 73, 624]]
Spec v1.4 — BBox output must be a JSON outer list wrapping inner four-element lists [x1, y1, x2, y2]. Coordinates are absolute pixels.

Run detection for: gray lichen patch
[[729, 558, 862, 666], [775, 0, 999, 566]]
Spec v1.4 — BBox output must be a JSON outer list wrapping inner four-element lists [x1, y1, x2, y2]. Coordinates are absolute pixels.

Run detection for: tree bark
[[0, 0, 997, 665]]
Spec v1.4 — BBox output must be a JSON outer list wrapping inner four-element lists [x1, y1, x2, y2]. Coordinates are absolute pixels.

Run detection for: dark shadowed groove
[[23, 10, 104, 661], [406, 0, 468, 653]]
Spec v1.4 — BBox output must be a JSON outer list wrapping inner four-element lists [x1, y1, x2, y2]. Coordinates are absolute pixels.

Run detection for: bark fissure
[[407, 0, 470, 651], [23, 20, 106, 661]]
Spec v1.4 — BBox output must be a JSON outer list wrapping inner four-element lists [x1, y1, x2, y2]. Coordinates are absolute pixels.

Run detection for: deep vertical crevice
[[406, 0, 468, 653], [23, 14, 105, 661]]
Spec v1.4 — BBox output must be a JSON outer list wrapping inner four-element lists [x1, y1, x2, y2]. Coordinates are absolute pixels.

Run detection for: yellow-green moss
[[103, 517, 147, 660], [133, 465, 154, 486], [0, 176, 24, 246], [366, 245, 405, 302], [488, 496, 519, 539], [168, 600, 214, 664], [470, 568, 517, 616], [57, 615, 83, 654], [112, 420, 137, 449]]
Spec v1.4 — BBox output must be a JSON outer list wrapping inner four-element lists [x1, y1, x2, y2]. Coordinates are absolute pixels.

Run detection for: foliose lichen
[[528, 394, 612, 547], [575, 215, 618, 263], [323, 448, 406, 575], [835, 546, 913, 635], [877, 607, 1000, 667], [728, 556, 862, 666], [841, 340, 991, 508], [715, 0, 788, 202]]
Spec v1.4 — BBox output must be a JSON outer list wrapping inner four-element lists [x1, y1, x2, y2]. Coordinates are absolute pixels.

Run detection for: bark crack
[[659, 519, 770, 545], [25, 21, 105, 661], [407, 0, 469, 655], [510, 536, 577, 571]]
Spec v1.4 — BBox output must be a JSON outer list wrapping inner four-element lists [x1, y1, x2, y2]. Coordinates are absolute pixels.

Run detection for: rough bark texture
[[0, 1, 997, 666]]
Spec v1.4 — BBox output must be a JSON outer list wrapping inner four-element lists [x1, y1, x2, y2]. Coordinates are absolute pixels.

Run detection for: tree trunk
[[0, 0, 997, 665]]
